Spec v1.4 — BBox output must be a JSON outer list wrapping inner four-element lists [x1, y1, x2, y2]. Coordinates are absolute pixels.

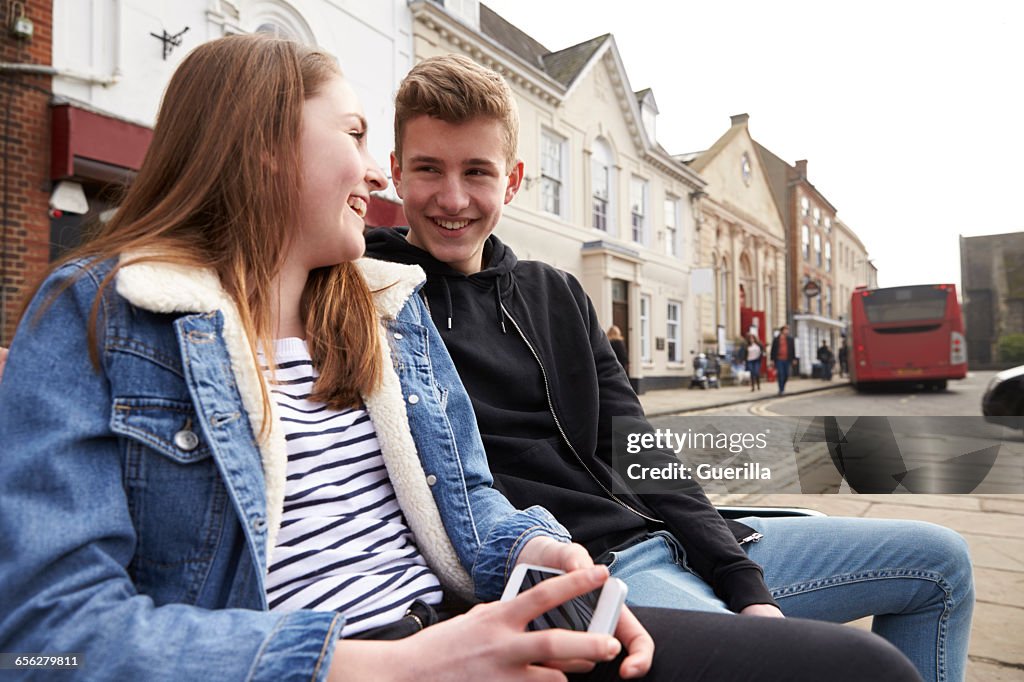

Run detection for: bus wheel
[[928, 380, 947, 391]]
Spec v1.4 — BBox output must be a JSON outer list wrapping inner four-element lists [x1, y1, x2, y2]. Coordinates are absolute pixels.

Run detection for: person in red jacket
[[769, 325, 796, 394]]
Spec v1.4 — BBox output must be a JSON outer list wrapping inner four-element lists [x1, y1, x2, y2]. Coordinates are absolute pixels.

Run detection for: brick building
[[757, 148, 847, 375], [0, 0, 52, 343]]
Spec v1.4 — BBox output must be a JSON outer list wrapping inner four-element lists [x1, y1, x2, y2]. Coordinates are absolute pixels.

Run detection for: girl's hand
[[330, 566, 623, 681]]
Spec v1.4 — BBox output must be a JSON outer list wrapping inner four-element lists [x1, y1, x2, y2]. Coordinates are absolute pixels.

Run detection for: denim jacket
[[0, 256, 569, 682]]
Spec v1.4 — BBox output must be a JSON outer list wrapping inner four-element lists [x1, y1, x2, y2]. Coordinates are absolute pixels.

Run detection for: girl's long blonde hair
[[27, 34, 381, 425]]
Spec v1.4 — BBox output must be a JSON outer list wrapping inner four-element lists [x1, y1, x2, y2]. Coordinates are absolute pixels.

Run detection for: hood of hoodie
[[365, 226, 517, 332]]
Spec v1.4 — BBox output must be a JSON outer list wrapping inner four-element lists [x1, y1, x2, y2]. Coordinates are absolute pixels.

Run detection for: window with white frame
[[664, 196, 679, 257], [814, 233, 822, 266], [591, 138, 614, 233], [640, 295, 651, 362], [800, 196, 810, 216], [666, 301, 682, 363], [812, 206, 821, 225], [630, 176, 647, 244], [251, 0, 316, 43], [540, 130, 566, 217], [802, 225, 810, 260], [826, 285, 833, 317], [825, 241, 832, 272]]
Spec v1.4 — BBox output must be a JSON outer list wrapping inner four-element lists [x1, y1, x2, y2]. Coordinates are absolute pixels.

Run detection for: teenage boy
[[366, 54, 972, 682]]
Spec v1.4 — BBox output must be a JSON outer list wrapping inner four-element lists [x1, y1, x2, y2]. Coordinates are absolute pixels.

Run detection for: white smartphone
[[500, 564, 628, 635]]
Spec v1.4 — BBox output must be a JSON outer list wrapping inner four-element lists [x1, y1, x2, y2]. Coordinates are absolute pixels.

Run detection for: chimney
[[795, 159, 808, 180], [730, 113, 750, 127]]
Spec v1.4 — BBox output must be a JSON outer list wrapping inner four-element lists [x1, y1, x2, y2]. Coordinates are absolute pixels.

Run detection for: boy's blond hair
[[394, 54, 519, 170]]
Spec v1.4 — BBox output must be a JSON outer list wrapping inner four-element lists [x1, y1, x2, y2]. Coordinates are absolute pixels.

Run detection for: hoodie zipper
[[499, 301, 663, 525]]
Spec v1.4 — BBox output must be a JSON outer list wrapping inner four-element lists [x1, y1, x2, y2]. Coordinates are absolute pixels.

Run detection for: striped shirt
[[263, 338, 442, 636]]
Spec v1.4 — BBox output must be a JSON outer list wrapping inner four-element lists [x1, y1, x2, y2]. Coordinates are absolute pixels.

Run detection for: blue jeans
[[746, 358, 761, 388], [609, 518, 974, 682], [775, 359, 791, 392]]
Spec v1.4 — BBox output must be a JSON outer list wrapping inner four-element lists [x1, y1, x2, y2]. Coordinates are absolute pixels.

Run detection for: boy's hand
[[740, 603, 785, 618], [517, 536, 594, 573]]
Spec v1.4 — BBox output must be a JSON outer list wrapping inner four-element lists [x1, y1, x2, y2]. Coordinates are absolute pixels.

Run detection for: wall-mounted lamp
[[49, 181, 88, 218], [8, 1, 33, 39]]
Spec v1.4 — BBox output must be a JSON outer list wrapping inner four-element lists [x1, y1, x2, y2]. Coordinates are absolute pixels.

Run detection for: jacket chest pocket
[[388, 320, 431, 369], [111, 397, 229, 605]]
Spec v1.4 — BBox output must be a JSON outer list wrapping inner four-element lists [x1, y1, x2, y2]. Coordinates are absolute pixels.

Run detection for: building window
[[825, 242, 832, 272], [827, 285, 833, 318], [630, 176, 647, 244], [591, 138, 614, 233], [593, 190, 608, 231], [667, 300, 682, 363], [640, 295, 651, 363], [824, 216, 832, 232], [250, 1, 316, 44], [664, 196, 679, 257], [802, 225, 810, 260], [814, 233, 822, 266], [812, 206, 821, 225], [800, 196, 810, 216], [540, 130, 565, 217]]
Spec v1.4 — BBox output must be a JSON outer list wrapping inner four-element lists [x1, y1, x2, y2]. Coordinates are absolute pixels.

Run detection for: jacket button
[[252, 517, 267, 533], [173, 429, 199, 452], [425, 474, 437, 486], [407, 394, 420, 405], [393, 332, 403, 340]]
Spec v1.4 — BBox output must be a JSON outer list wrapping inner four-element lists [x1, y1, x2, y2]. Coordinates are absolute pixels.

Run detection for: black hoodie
[[365, 227, 775, 612]]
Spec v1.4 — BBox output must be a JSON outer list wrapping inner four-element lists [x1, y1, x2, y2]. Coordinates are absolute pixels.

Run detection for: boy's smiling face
[[391, 115, 523, 275]]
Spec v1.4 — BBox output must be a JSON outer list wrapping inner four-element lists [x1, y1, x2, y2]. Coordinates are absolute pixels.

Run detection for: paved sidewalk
[[708, 492, 1024, 682], [639, 374, 845, 417], [634, 377, 1024, 680]]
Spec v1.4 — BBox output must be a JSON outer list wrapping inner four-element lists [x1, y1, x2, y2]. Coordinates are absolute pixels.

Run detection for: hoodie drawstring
[[494, 285, 507, 334], [441, 278, 453, 330], [432, 274, 507, 334]]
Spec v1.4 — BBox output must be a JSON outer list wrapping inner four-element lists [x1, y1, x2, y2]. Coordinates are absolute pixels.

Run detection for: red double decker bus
[[848, 284, 967, 390]]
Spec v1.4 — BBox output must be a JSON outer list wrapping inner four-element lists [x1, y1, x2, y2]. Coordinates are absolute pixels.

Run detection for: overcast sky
[[482, 0, 1024, 290]]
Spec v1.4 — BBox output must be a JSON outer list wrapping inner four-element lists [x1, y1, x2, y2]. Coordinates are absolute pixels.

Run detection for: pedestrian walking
[[770, 325, 796, 394], [607, 325, 629, 374], [745, 333, 763, 391]]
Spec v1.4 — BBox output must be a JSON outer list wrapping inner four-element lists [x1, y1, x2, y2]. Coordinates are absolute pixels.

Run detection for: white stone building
[[48, 0, 414, 243], [409, 0, 706, 390]]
